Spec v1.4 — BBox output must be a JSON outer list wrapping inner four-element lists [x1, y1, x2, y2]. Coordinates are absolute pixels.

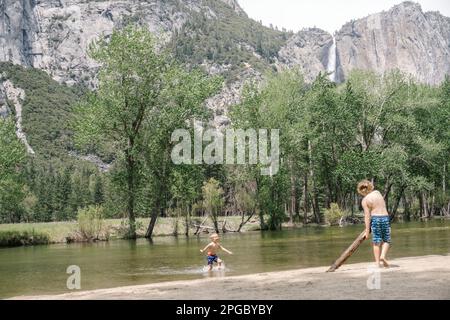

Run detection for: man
[[358, 180, 391, 268]]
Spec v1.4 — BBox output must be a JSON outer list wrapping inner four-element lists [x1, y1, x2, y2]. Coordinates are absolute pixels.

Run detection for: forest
[[0, 26, 449, 240]]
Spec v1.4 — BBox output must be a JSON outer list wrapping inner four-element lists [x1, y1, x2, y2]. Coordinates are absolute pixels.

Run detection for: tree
[[73, 27, 173, 238], [202, 178, 225, 233], [74, 26, 221, 238], [0, 117, 27, 223]]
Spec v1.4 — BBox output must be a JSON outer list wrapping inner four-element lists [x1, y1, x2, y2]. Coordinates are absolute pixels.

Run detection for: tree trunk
[[303, 173, 309, 224], [403, 194, 410, 221], [389, 187, 404, 222], [421, 192, 429, 218], [326, 230, 366, 272], [290, 173, 296, 224], [443, 164, 446, 194], [213, 211, 219, 234], [145, 196, 160, 238], [126, 146, 136, 239], [185, 205, 190, 237], [312, 191, 320, 224]]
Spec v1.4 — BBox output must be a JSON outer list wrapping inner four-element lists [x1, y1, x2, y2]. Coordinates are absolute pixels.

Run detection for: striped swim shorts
[[370, 216, 391, 245]]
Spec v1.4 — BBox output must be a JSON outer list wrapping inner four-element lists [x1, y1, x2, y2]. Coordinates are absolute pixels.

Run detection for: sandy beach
[[10, 254, 450, 300]]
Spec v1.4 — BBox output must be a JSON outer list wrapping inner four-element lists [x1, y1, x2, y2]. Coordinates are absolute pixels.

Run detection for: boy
[[200, 233, 233, 271], [357, 180, 391, 268]]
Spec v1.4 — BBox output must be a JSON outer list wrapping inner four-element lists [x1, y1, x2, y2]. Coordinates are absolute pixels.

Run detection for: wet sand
[[10, 254, 450, 300]]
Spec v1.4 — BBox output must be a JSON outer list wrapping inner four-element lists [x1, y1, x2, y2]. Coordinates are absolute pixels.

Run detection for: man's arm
[[200, 243, 212, 253], [219, 245, 233, 255], [362, 198, 371, 239]]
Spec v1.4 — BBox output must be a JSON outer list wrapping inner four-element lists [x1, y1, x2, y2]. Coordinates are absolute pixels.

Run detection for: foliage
[[169, 0, 290, 83], [0, 117, 27, 223], [202, 178, 225, 233], [0, 229, 50, 247], [76, 205, 108, 241], [324, 203, 346, 226]]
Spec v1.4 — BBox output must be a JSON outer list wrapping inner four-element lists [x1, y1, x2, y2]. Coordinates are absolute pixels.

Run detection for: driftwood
[[326, 230, 366, 272]]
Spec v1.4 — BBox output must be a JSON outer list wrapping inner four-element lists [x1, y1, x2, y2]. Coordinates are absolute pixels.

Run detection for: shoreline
[[10, 254, 450, 300], [2, 217, 449, 247]]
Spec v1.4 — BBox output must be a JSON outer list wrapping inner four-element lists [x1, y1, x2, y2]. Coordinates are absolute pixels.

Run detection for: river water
[[0, 220, 449, 298]]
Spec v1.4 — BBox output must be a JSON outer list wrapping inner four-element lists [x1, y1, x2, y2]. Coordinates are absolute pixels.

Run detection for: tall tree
[[74, 26, 221, 238]]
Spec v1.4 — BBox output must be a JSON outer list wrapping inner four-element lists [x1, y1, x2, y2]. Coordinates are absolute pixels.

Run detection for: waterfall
[[327, 36, 337, 82]]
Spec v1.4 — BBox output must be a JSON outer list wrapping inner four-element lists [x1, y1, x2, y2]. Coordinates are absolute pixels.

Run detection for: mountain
[[335, 1, 450, 85], [1, 0, 449, 160]]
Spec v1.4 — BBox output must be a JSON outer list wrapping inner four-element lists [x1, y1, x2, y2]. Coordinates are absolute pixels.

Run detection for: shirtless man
[[357, 180, 391, 268], [200, 233, 233, 271]]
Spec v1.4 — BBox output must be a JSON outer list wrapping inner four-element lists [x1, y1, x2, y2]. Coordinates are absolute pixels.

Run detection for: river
[[1, 220, 449, 298]]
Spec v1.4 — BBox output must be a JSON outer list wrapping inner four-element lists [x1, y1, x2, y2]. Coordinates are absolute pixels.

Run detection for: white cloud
[[238, 0, 450, 33]]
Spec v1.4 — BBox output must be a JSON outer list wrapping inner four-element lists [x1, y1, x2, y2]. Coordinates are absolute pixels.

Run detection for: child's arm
[[220, 245, 233, 255], [200, 243, 211, 253]]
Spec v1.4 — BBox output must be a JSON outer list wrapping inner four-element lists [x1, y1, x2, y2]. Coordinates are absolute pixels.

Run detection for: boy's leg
[[379, 217, 391, 267], [373, 244, 381, 266], [380, 242, 390, 267]]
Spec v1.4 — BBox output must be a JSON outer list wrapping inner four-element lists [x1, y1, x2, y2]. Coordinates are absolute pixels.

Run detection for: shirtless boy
[[357, 180, 391, 268], [200, 233, 233, 271]]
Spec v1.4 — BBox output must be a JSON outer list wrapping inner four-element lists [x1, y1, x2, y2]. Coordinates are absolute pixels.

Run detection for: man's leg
[[380, 242, 390, 267], [373, 243, 381, 266]]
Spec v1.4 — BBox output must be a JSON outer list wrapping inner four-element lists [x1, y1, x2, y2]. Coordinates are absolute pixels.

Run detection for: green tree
[[0, 117, 27, 223], [74, 26, 221, 238], [202, 178, 225, 233]]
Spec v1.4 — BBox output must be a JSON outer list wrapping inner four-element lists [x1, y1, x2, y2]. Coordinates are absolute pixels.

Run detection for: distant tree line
[[0, 27, 448, 239]]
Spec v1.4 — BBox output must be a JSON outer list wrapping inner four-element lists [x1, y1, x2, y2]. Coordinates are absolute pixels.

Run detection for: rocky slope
[[2, 1, 449, 86], [1, 1, 449, 136], [335, 1, 450, 85]]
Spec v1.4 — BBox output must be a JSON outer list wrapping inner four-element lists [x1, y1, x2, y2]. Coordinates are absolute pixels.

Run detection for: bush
[[73, 205, 109, 242], [324, 203, 346, 226], [0, 229, 50, 247]]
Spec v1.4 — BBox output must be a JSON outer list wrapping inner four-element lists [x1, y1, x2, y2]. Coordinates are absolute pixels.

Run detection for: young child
[[200, 233, 233, 271], [357, 180, 391, 268]]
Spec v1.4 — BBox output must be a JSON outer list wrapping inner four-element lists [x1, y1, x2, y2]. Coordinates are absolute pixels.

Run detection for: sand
[[10, 254, 450, 300]]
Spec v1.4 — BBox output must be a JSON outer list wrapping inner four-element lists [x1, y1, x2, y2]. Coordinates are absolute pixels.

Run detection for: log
[[326, 230, 367, 272]]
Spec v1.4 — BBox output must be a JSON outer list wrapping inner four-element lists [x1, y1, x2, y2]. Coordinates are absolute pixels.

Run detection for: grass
[[0, 216, 260, 246], [0, 230, 50, 247]]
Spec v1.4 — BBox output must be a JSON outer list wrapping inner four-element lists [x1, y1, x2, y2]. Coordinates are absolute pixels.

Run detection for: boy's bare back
[[362, 190, 389, 216]]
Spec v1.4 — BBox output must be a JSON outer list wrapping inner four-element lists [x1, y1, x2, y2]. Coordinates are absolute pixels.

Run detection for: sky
[[238, 0, 450, 33]]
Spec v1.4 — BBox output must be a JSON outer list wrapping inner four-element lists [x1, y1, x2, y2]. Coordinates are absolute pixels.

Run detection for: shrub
[[74, 205, 109, 241], [324, 203, 346, 226], [0, 229, 50, 247]]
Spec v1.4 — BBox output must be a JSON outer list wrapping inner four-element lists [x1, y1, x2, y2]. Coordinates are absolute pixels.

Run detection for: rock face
[[336, 1, 450, 84], [0, 0, 212, 86], [276, 28, 344, 83], [0, 79, 35, 154], [1, 0, 449, 100]]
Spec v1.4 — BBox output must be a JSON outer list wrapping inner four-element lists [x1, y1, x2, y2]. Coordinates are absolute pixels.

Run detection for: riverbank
[[11, 254, 450, 300], [0, 216, 262, 245]]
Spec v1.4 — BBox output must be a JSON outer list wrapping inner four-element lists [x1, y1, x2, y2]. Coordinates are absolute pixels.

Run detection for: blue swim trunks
[[371, 216, 391, 245], [207, 254, 219, 265]]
